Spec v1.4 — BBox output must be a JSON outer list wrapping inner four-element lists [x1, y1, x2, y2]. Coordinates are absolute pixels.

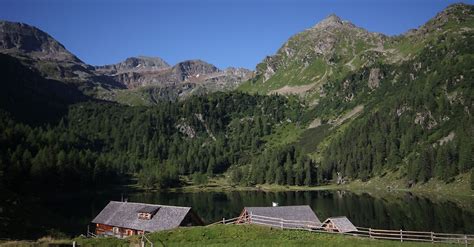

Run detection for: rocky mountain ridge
[[95, 56, 170, 74], [0, 20, 125, 95], [0, 20, 253, 103], [242, 3, 473, 99], [95, 57, 253, 90]]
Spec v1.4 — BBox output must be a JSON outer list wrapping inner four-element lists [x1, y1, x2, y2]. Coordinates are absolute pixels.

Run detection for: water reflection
[[2, 190, 473, 239]]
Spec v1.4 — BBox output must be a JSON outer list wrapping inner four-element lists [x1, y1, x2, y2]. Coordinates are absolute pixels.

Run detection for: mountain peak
[[0, 20, 81, 62], [312, 14, 354, 29], [95, 56, 170, 74], [324, 14, 342, 23], [124, 56, 169, 67], [173, 59, 220, 76]]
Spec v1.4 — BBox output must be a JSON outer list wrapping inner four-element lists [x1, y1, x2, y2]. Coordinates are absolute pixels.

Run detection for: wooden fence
[[355, 227, 474, 245], [140, 233, 154, 247], [210, 214, 474, 246]]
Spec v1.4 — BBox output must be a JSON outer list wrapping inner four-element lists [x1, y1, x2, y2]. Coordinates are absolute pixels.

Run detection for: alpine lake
[[2, 189, 474, 240]]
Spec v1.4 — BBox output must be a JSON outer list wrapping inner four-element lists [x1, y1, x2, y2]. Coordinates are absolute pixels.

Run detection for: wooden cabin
[[321, 216, 358, 233], [237, 205, 321, 228], [91, 201, 204, 238]]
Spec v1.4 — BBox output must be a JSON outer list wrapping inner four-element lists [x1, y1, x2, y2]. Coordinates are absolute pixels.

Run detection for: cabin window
[[138, 212, 152, 220], [137, 206, 160, 220], [113, 227, 119, 234]]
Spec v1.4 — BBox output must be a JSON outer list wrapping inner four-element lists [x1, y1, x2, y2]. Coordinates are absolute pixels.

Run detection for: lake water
[[3, 190, 474, 239]]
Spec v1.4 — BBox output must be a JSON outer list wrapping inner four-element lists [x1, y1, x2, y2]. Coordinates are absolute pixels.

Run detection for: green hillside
[[233, 3, 474, 187]]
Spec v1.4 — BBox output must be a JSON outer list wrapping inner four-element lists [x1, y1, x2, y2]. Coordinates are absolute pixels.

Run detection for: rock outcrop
[[96, 57, 253, 100]]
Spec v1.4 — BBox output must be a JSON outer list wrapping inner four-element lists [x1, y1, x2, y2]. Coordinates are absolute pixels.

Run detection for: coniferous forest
[[0, 4, 473, 194]]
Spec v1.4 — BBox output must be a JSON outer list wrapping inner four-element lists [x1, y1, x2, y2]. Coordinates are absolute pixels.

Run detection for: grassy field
[[3, 225, 465, 246], [4, 224, 465, 247]]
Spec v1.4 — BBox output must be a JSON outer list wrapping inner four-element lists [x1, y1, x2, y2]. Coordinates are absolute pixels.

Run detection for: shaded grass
[[262, 123, 304, 149], [296, 124, 331, 153]]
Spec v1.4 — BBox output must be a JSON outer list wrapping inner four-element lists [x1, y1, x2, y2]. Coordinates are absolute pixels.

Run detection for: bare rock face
[[312, 14, 345, 29], [176, 121, 196, 138], [368, 68, 381, 89], [96, 56, 170, 74], [263, 64, 275, 82], [172, 60, 219, 81], [96, 58, 253, 93]]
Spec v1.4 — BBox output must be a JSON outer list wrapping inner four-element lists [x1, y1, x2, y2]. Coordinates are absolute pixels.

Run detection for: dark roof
[[92, 201, 195, 232], [322, 216, 358, 233], [137, 205, 160, 214], [244, 205, 321, 226]]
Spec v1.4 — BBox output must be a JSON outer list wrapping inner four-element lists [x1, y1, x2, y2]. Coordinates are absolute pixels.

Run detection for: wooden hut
[[237, 205, 321, 228], [321, 216, 357, 233], [92, 201, 204, 238]]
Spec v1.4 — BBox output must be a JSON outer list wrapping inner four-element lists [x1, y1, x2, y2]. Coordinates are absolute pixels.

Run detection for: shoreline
[[131, 172, 474, 198]]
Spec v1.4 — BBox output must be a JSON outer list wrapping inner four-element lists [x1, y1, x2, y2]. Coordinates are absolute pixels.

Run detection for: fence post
[[222, 218, 225, 224], [249, 212, 252, 224], [431, 232, 434, 243], [465, 235, 468, 247], [369, 228, 372, 239], [280, 218, 283, 229], [400, 229, 403, 242]]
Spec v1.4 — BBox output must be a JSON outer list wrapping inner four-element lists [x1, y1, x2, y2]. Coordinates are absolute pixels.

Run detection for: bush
[[192, 173, 208, 185]]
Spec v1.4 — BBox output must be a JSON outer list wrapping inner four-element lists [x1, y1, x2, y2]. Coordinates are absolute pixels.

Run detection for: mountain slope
[[0, 21, 81, 62], [239, 14, 391, 99], [0, 20, 126, 98], [0, 53, 90, 123], [232, 3, 474, 187]]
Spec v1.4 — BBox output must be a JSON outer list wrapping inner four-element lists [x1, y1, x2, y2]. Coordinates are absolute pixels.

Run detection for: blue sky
[[1, 0, 472, 69]]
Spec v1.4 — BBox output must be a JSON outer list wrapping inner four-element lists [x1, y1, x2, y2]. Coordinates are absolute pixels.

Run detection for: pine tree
[[294, 159, 304, 186], [284, 153, 294, 185], [471, 169, 474, 190], [435, 144, 448, 180], [275, 167, 284, 185], [304, 160, 312, 186], [458, 136, 473, 172], [418, 147, 433, 183]]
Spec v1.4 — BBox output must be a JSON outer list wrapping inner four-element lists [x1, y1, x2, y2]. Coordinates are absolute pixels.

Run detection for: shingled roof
[[92, 201, 200, 232], [243, 205, 321, 228], [322, 216, 358, 233]]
